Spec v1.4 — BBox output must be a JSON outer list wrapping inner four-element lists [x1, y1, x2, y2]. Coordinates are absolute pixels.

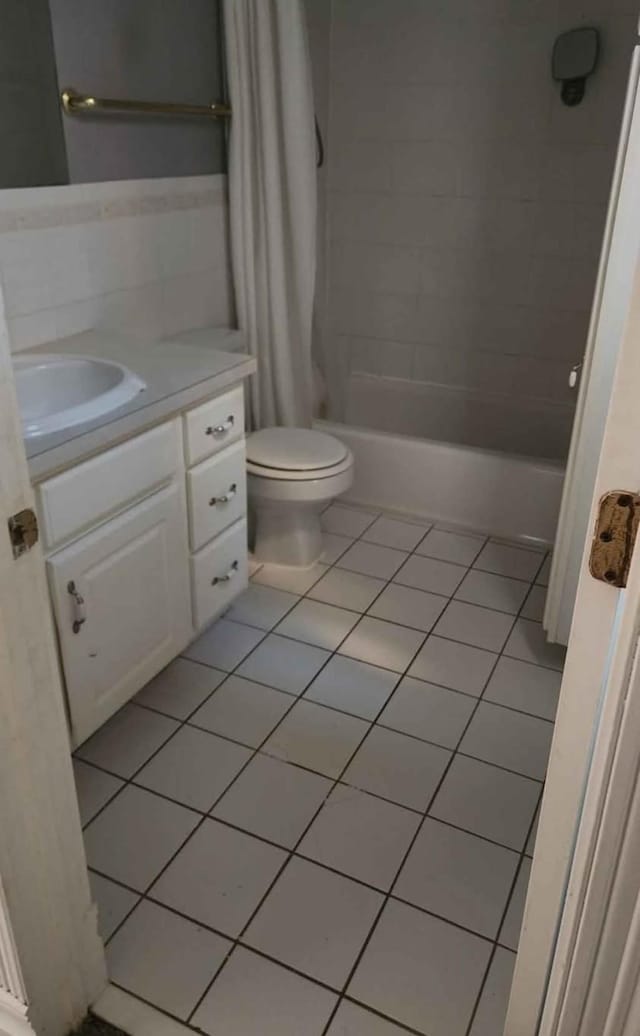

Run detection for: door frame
[[505, 207, 640, 1032], [0, 288, 106, 1033]]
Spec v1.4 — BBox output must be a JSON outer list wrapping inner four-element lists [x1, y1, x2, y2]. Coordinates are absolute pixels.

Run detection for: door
[[505, 142, 640, 1034], [545, 43, 640, 646], [48, 482, 191, 746], [0, 293, 105, 1030]]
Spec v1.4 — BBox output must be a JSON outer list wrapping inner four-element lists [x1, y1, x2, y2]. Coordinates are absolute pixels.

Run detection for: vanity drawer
[[190, 519, 248, 629], [38, 420, 182, 549], [187, 440, 247, 552], [184, 385, 244, 467]]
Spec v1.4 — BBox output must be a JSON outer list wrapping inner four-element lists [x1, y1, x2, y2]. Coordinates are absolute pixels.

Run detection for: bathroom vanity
[[20, 329, 255, 746]]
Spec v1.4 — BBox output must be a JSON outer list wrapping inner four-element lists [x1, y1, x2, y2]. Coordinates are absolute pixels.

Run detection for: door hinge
[[589, 491, 640, 588], [7, 508, 39, 560]]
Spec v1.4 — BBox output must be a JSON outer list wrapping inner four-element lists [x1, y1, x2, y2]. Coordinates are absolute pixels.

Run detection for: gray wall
[[0, 0, 68, 188], [49, 0, 226, 183]]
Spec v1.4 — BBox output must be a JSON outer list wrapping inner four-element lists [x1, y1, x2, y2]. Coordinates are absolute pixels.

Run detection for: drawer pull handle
[[209, 483, 237, 507], [212, 560, 239, 586], [67, 580, 86, 634], [206, 416, 235, 437]]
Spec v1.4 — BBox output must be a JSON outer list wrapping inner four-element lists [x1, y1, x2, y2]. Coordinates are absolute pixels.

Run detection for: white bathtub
[[317, 419, 565, 547]]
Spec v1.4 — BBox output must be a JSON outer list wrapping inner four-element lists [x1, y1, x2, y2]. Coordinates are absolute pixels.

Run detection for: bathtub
[[317, 417, 565, 547]]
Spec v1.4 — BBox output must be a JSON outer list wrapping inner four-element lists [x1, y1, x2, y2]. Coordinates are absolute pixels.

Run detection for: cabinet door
[[47, 483, 191, 746]]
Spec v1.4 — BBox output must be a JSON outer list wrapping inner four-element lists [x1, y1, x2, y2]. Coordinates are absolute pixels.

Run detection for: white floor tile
[[73, 760, 124, 826], [89, 871, 138, 942], [343, 726, 450, 811], [226, 584, 300, 630], [473, 542, 543, 581], [192, 947, 337, 1036], [348, 899, 491, 1036], [134, 658, 225, 720], [521, 584, 547, 622], [469, 947, 516, 1036], [83, 785, 199, 891], [394, 554, 467, 596], [252, 561, 329, 594], [75, 704, 178, 779], [408, 636, 497, 697], [337, 541, 408, 580], [430, 755, 540, 851], [308, 567, 386, 613], [394, 818, 519, 939], [276, 599, 360, 650], [322, 503, 378, 538], [237, 634, 331, 695], [416, 529, 485, 567], [338, 617, 425, 673], [106, 900, 230, 1020], [499, 857, 531, 951], [326, 1001, 410, 1035], [460, 703, 553, 781], [483, 656, 561, 721], [150, 818, 286, 936], [304, 655, 399, 720], [433, 600, 514, 652], [245, 857, 383, 989], [504, 619, 566, 671], [322, 532, 356, 564], [299, 785, 420, 890], [368, 583, 446, 632], [189, 675, 293, 747], [135, 726, 252, 811], [363, 516, 430, 551], [378, 677, 476, 749], [184, 619, 265, 671], [263, 700, 369, 778], [454, 570, 530, 615], [212, 753, 332, 848]]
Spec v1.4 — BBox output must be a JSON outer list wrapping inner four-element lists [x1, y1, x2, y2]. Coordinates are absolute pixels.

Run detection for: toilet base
[[253, 500, 324, 568]]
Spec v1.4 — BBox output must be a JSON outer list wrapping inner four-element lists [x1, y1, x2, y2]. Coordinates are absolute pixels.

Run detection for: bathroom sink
[[13, 354, 146, 440]]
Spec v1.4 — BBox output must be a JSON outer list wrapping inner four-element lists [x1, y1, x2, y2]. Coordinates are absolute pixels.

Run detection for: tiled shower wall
[[0, 174, 233, 353], [314, 0, 637, 451]]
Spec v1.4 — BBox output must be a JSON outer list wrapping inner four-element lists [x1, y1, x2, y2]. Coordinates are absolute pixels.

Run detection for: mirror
[[552, 27, 600, 107], [1, 0, 226, 190]]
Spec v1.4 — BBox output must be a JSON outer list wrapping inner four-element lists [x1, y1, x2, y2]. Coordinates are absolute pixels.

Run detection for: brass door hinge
[[589, 491, 640, 588], [8, 508, 39, 560]]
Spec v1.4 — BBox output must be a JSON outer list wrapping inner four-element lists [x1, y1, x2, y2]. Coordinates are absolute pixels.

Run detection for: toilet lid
[[247, 427, 349, 472]]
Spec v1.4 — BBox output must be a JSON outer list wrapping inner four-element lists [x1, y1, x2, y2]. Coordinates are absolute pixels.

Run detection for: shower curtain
[[223, 0, 317, 429]]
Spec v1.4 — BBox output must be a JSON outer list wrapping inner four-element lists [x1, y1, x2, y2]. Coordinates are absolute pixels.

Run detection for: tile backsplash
[[0, 174, 233, 352], [310, 0, 638, 449]]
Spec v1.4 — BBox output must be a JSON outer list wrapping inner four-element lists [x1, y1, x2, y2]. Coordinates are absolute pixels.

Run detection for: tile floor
[[74, 503, 564, 1036]]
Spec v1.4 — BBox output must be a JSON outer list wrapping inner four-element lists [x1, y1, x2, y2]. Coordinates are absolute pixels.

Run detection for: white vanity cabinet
[[37, 382, 249, 747]]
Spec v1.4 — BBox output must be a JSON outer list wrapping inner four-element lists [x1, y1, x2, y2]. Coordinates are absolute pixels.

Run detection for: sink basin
[[14, 354, 146, 441]]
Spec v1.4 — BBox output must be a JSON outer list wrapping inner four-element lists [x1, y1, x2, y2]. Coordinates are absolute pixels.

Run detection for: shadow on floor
[[71, 1016, 129, 1036]]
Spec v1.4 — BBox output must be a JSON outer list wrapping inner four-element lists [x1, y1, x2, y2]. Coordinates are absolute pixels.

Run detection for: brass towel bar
[[61, 88, 231, 120]]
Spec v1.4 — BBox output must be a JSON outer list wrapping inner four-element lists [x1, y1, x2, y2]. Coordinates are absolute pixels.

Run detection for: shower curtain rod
[[61, 88, 232, 120]]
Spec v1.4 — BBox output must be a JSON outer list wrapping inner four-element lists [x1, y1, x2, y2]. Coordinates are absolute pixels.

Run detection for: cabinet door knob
[[209, 483, 237, 507], [205, 416, 234, 436], [211, 560, 239, 586], [67, 580, 86, 634]]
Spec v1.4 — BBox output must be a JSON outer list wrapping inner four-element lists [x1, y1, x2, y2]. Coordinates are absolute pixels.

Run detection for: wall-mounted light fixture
[[552, 27, 600, 106]]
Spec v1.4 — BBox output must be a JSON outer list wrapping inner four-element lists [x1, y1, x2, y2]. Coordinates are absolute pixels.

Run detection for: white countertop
[[21, 326, 255, 481]]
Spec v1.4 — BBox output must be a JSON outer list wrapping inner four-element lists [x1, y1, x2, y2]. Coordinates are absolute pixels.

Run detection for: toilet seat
[[247, 427, 352, 481]]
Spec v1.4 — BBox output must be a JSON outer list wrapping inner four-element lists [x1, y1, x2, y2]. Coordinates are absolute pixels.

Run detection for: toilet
[[247, 427, 354, 567]]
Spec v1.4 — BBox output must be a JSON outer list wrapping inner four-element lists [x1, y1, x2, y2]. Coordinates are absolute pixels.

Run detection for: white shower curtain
[[223, 0, 317, 429]]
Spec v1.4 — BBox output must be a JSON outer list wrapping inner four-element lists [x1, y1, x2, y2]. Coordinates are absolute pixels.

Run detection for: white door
[[47, 482, 191, 746], [505, 140, 640, 1034], [545, 42, 640, 646]]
